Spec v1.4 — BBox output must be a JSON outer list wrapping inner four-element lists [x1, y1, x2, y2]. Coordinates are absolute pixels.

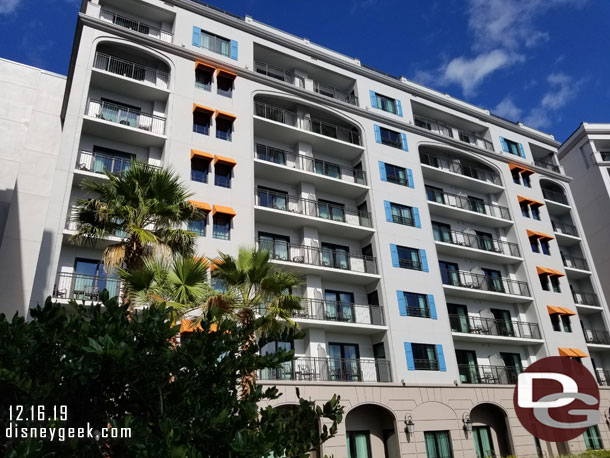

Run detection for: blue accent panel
[[436, 344, 446, 371], [370, 90, 377, 108], [390, 244, 399, 267], [500, 136, 509, 153], [401, 133, 409, 151], [412, 207, 421, 228], [519, 143, 526, 158], [404, 342, 415, 370], [419, 249, 429, 272], [230, 40, 238, 60], [397, 291, 407, 316], [384, 201, 393, 222], [374, 124, 382, 143], [396, 99, 403, 117], [378, 161, 387, 181], [406, 168, 414, 188], [192, 26, 201, 47], [428, 295, 437, 319]]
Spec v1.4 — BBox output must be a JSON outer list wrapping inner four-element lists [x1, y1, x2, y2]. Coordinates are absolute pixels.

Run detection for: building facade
[[3, 1, 610, 456]]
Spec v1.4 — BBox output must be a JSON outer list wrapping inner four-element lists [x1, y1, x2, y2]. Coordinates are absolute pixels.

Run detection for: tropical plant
[[73, 162, 203, 273]]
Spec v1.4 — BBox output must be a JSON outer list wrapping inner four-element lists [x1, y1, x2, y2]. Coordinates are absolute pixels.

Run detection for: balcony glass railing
[[99, 9, 173, 43], [440, 268, 530, 297], [541, 188, 569, 205], [86, 99, 166, 135], [551, 220, 579, 237], [449, 314, 541, 339], [572, 290, 599, 307], [53, 272, 122, 301], [420, 152, 501, 186], [259, 357, 391, 382], [313, 82, 358, 106], [295, 299, 384, 325], [562, 255, 590, 271], [75, 150, 160, 176], [254, 102, 362, 145], [425, 187, 511, 221], [93, 52, 169, 89], [535, 160, 561, 174], [458, 364, 523, 384], [414, 117, 494, 151], [255, 190, 372, 228], [433, 229, 520, 257], [583, 329, 610, 345], [254, 61, 301, 85], [255, 144, 367, 185]]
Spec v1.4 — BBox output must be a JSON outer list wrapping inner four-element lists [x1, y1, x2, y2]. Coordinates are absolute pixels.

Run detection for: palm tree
[[73, 162, 203, 273]]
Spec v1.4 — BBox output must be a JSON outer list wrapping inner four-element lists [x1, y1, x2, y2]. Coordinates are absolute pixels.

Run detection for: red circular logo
[[513, 356, 600, 442]]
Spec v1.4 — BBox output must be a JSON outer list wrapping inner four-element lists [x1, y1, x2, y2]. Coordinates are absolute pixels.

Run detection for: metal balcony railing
[[255, 144, 367, 185], [86, 99, 166, 135], [420, 152, 501, 186], [458, 364, 523, 384], [413, 117, 494, 151], [254, 102, 362, 145], [425, 187, 512, 221], [535, 160, 561, 174], [259, 357, 391, 382], [65, 207, 127, 239], [449, 315, 541, 339], [541, 188, 569, 205], [75, 150, 160, 176], [562, 254, 590, 271], [93, 52, 169, 89], [596, 369, 610, 386], [295, 299, 384, 325], [572, 290, 599, 307], [255, 190, 372, 228], [552, 220, 579, 237], [413, 359, 439, 371], [256, 240, 378, 275], [313, 82, 358, 106], [99, 9, 173, 43], [457, 130, 495, 152], [440, 268, 530, 297], [434, 229, 520, 257], [53, 272, 123, 301], [583, 329, 610, 345], [254, 61, 301, 85]]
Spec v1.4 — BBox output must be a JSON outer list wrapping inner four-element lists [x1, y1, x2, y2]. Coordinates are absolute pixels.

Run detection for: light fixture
[[462, 413, 473, 433], [405, 415, 415, 435]]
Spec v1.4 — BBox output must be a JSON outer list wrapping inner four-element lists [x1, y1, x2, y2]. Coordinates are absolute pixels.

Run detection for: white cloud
[[494, 97, 522, 120], [0, 0, 21, 14], [524, 72, 583, 129]]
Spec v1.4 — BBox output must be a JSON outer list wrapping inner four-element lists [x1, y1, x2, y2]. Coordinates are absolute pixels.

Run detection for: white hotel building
[[0, 1, 610, 457]]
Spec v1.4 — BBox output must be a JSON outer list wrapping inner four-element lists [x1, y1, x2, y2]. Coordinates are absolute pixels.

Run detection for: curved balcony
[[52, 272, 122, 302], [541, 186, 570, 215], [458, 364, 524, 385], [433, 229, 521, 264], [449, 315, 542, 344], [99, 9, 173, 43], [425, 187, 512, 227], [440, 269, 531, 303], [583, 329, 610, 346], [534, 159, 561, 174], [259, 357, 391, 383], [93, 52, 169, 90]]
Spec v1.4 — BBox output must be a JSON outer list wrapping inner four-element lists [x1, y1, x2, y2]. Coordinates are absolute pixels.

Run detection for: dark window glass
[[540, 274, 550, 291], [191, 156, 210, 183], [551, 276, 561, 293], [214, 162, 232, 188], [424, 431, 453, 458], [195, 67, 212, 90], [193, 110, 211, 135], [512, 170, 521, 185], [550, 313, 561, 332], [390, 203, 414, 226], [530, 237, 540, 253], [217, 75, 233, 97], [380, 126, 402, 149], [412, 343, 439, 370], [216, 116, 233, 141], [375, 93, 397, 114], [187, 217, 206, 236], [520, 203, 530, 218], [258, 232, 290, 261], [531, 205, 541, 221], [404, 292, 430, 318], [561, 315, 572, 333], [397, 246, 421, 270], [522, 174, 532, 187], [385, 163, 408, 186], [506, 139, 521, 156], [213, 214, 231, 240], [432, 221, 452, 243], [540, 240, 551, 255]]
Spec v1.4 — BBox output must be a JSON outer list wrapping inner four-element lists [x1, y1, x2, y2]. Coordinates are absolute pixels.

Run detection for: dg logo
[[514, 356, 601, 442]]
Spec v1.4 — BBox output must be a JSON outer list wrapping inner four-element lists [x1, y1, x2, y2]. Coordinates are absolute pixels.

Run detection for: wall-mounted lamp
[[405, 415, 415, 435], [462, 413, 473, 433]]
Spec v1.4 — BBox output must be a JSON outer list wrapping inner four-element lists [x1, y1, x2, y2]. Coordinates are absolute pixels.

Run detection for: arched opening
[[470, 403, 513, 458], [345, 404, 399, 458], [540, 179, 569, 205]]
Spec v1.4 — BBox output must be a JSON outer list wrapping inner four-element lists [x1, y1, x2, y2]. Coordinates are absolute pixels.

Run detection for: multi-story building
[[2, 1, 610, 456]]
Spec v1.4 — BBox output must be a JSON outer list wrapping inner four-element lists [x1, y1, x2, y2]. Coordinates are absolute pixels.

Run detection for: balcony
[[313, 82, 358, 106], [441, 269, 531, 303], [596, 369, 610, 386], [541, 188, 570, 206], [414, 116, 494, 151], [573, 290, 600, 309], [434, 229, 521, 264], [583, 329, 610, 346], [552, 220, 580, 245], [425, 187, 512, 227], [562, 254, 591, 278], [99, 9, 173, 43], [458, 364, 523, 385], [450, 315, 542, 344], [259, 357, 391, 383], [293, 300, 385, 334], [420, 151, 503, 193], [93, 52, 169, 90], [254, 190, 374, 238], [74, 150, 160, 183], [52, 272, 122, 302], [63, 208, 126, 243], [534, 160, 561, 174]]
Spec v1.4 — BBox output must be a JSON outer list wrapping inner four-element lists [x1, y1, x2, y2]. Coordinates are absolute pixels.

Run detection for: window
[[505, 139, 521, 156], [403, 292, 430, 318], [390, 203, 414, 226], [473, 426, 495, 458], [193, 110, 211, 135], [258, 232, 289, 261], [214, 162, 232, 188], [426, 185, 445, 204], [321, 242, 350, 270], [439, 261, 460, 286], [584, 425, 603, 450], [432, 221, 452, 243], [601, 152, 610, 161], [522, 174, 532, 187], [521, 202, 530, 218], [346, 431, 371, 458], [561, 315, 572, 332], [500, 352, 523, 383], [257, 187, 288, 211], [216, 116, 233, 141], [540, 239, 550, 255], [374, 92, 397, 114], [256, 144, 286, 165], [468, 196, 486, 214], [483, 268, 504, 293], [217, 74, 233, 97], [328, 343, 360, 381], [89, 146, 133, 175], [531, 205, 541, 220], [530, 236, 540, 253], [213, 214, 231, 240], [550, 313, 561, 332], [412, 343, 439, 370], [318, 199, 346, 222], [551, 275, 561, 293], [540, 273, 560, 292], [456, 349, 478, 383], [199, 29, 230, 56], [191, 156, 210, 183], [314, 159, 341, 179], [380, 126, 402, 149], [187, 217, 206, 236], [425, 431, 453, 458], [260, 341, 293, 380], [512, 169, 521, 185], [397, 246, 421, 270], [324, 290, 355, 322], [72, 258, 119, 299], [195, 66, 213, 91], [385, 163, 409, 186], [475, 231, 495, 252]]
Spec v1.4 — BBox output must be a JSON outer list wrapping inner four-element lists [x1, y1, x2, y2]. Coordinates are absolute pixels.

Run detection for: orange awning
[[547, 305, 564, 315], [193, 103, 214, 113], [180, 319, 203, 333], [527, 229, 555, 240], [191, 149, 213, 160], [559, 347, 588, 358], [550, 268, 565, 277], [537, 266, 555, 276], [215, 110, 236, 119], [559, 307, 576, 315], [189, 200, 211, 212], [212, 205, 236, 217], [510, 163, 535, 174], [214, 155, 237, 166], [518, 196, 545, 207], [195, 61, 215, 71], [216, 68, 237, 78]]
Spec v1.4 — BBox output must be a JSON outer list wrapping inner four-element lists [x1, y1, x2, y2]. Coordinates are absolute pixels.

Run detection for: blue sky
[[0, 0, 607, 141]]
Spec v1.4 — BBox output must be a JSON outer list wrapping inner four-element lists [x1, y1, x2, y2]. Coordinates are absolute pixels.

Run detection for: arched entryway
[[345, 404, 399, 458], [470, 403, 513, 458]]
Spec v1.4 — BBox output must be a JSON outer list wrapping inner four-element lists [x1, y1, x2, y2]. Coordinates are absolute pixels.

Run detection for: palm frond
[[103, 244, 126, 273]]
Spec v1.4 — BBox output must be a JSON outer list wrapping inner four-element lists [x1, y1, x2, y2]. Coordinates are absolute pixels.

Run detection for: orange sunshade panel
[[536, 266, 555, 276], [216, 68, 237, 78], [510, 163, 535, 174], [558, 347, 577, 357], [214, 155, 237, 166], [550, 269, 565, 277], [559, 307, 576, 316], [527, 229, 554, 240], [212, 205, 236, 217], [547, 305, 564, 315], [571, 348, 588, 358], [193, 103, 215, 113], [518, 196, 545, 207], [180, 319, 203, 333], [196, 61, 216, 71], [189, 200, 211, 212], [215, 110, 237, 119], [191, 149, 213, 160]]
